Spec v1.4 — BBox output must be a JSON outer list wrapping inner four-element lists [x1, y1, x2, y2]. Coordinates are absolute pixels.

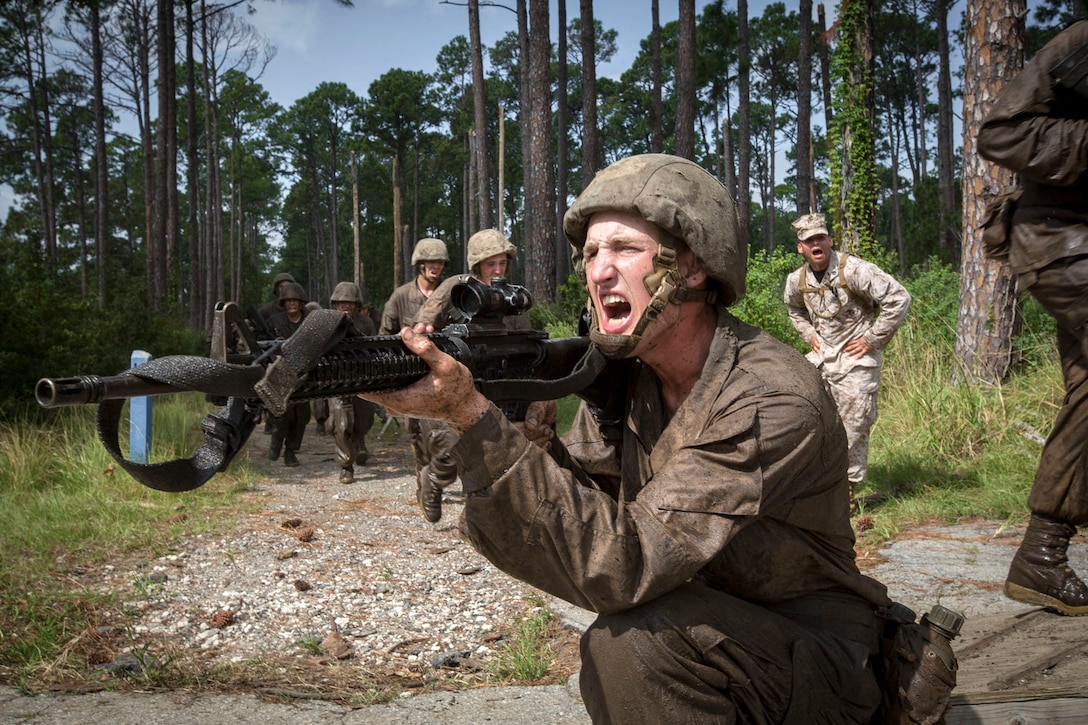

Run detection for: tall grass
[[856, 262, 1060, 538], [0, 394, 261, 683]]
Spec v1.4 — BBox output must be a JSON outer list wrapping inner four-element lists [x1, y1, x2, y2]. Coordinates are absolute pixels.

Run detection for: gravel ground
[[7, 415, 1088, 724], [93, 420, 570, 683]]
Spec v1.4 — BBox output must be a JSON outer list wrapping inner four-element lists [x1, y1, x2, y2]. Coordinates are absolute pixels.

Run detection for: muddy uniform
[[328, 311, 377, 475], [379, 280, 433, 335], [974, 21, 1088, 615], [411, 274, 534, 511], [453, 309, 891, 722], [267, 306, 312, 463], [978, 20, 1088, 527], [784, 251, 911, 486]]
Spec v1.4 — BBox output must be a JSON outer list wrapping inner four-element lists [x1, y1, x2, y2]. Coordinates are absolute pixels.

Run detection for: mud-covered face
[[583, 211, 664, 355], [334, 300, 358, 315], [284, 299, 303, 314], [476, 253, 509, 286], [797, 233, 832, 272], [418, 260, 446, 285]]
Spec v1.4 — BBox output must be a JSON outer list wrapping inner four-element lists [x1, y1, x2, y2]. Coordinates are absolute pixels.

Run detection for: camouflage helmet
[[271, 272, 296, 295], [564, 153, 745, 306], [411, 238, 450, 265], [330, 281, 364, 307], [277, 282, 307, 303], [467, 229, 517, 271]]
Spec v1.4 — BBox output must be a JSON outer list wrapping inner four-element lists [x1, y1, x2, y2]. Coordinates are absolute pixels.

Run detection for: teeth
[[601, 294, 625, 306]]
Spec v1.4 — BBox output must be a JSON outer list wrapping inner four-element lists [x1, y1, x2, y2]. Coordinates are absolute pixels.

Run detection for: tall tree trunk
[[18, 11, 58, 264], [393, 155, 403, 286], [526, 0, 555, 301], [830, 0, 878, 253], [468, 0, 491, 230], [468, 130, 478, 236], [91, 3, 110, 309], [200, 1, 218, 330], [579, 0, 598, 187], [556, 0, 570, 283], [131, 0, 156, 309], [954, 0, 1024, 385], [817, 4, 834, 149], [518, 0, 530, 239], [675, 0, 696, 160], [737, 0, 752, 239], [935, 0, 957, 258], [154, 0, 176, 312], [75, 137, 89, 297], [651, 0, 662, 153], [796, 0, 814, 215], [186, 0, 201, 327], [911, 0, 927, 183]]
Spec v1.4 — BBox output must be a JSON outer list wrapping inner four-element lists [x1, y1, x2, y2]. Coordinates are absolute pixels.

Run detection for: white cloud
[[247, 0, 321, 57]]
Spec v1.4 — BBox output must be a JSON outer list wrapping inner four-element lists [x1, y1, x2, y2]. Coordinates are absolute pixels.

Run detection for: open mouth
[[598, 293, 632, 334]]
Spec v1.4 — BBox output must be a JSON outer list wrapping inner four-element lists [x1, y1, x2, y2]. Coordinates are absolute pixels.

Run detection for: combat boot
[[339, 466, 354, 484], [416, 465, 443, 523], [283, 450, 299, 467], [1005, 514, 1088, 616]]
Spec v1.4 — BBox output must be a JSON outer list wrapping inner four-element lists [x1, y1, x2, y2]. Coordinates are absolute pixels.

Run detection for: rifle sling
[[97, 396, 258, 492], [95, 310, 353, 492], [477, 343, 606, 402]]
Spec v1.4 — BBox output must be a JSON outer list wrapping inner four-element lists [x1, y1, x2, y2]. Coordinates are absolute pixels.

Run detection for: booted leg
[[414, 421, 460, 523], [1005, 514, 1088, 615], [417, 464, 444, 523]]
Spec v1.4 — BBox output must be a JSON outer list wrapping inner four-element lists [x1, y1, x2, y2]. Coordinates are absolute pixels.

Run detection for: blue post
[[130, 350, 153, 464]]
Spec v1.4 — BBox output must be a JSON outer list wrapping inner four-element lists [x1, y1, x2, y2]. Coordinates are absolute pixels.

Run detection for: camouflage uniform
[[378, 280, 431, 335], [784, 250, 911, 488]]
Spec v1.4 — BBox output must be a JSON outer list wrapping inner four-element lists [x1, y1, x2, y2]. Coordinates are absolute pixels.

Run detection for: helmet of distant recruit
[[563, 153, 745, 356], [467, 229, 517, 271], [330, 281, 364, 307], [271, 272, 296, 294], [278, 282, 308, 303], [411, 238, 450, 265]]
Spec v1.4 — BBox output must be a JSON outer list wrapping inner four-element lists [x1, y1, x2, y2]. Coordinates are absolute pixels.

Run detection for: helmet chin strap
[[586, 245, 717, 359]]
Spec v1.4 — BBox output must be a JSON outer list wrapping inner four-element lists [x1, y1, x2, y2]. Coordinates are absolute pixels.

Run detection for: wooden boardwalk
[[946, 608, 1088, 723]]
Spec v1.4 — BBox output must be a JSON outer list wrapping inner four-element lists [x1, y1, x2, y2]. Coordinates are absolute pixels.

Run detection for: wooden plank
[[945, 697, 1088, 724], [946, 607, 1088, 709]]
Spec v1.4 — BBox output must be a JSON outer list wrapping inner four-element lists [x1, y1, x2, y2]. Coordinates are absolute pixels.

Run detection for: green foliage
[[530, 274, 586, 338], [0, 255, 204, 418], [731, 248, 805, 350]]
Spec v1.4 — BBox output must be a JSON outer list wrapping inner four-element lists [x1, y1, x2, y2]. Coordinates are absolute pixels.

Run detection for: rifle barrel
[[35, 375, 183, 408]]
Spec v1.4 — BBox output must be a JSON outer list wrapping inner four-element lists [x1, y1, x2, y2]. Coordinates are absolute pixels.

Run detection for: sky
[[244, 0, 752, 112]]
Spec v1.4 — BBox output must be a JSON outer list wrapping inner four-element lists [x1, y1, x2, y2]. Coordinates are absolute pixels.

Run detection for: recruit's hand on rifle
[[360, 325, 491, 435]]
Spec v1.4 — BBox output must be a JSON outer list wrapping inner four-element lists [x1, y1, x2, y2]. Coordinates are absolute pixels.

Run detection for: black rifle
[[35, 278, 602, 493]]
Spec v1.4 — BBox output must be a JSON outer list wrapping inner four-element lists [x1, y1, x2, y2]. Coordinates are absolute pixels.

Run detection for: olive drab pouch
[[979, 187, 1022, 262], [878, 603, 964, 725]]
